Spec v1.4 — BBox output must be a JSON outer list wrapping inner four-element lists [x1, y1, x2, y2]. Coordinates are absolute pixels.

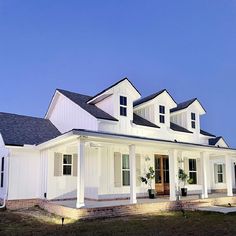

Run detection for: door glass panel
[[155, 157, 162, 184], [163, 158, 169, 183]]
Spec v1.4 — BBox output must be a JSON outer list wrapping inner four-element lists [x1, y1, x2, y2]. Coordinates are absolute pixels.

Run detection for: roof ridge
[[134, 88, 176, 107], [87, 77, 141, 103], [56, 88, 92, 98]]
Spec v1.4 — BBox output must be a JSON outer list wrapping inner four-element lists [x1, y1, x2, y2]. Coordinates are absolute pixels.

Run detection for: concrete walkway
[[197, 206, 236, 214]]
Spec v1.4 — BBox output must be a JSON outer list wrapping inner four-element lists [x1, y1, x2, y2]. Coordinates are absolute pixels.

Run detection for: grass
[[1, 207, 236, 235]]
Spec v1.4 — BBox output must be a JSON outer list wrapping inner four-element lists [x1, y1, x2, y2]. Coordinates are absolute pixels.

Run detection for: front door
[[154, 155, 170, 195]]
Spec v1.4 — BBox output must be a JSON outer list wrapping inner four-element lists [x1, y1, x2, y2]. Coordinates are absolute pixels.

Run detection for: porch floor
[[52, 193, 228, 209]]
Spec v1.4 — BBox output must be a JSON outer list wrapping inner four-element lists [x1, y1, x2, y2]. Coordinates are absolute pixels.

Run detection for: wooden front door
[[154, 155, 170, 195]]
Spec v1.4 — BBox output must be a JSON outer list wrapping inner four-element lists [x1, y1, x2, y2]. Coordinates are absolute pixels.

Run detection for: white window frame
[[1, 157, 4, 188], [215, 163, 225, 184], [122, 154, 130, 186], [191, 112, 196, 129], [159, 105, 165, 124], [189, 158, 197, 185], [120, 95, 127, 117], [62, 154, 73, 176]]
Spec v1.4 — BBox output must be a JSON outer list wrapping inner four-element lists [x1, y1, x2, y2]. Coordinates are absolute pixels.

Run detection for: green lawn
[[1, 207, 236, 236]]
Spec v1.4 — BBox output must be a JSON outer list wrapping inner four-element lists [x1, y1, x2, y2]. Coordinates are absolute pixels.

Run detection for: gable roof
[[133, 89, 176, 107], [133, 113, 160, 128], [170, 122, 193, 134], [57, 89, 118, 121], [170, 98, 206, 113], [0, 112, 61, 146], [200, 129, 216, 137], [87, 78, 141, 104], [209, 136, 228, 147]]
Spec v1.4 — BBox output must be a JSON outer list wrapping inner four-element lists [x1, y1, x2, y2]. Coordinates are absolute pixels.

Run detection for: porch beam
[[76, 138, 85, 208], [225, 155, 233, 197], [129, 144, 137, 204], [200, 152, 209, 199], [169, 149, 178, 201]]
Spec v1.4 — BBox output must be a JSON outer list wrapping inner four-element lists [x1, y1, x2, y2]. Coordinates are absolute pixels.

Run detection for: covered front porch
[[39, 129, 236, 210]]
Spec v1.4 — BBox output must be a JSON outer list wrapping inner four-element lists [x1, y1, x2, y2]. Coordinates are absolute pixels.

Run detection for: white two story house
[[0, 78, 235, 208]]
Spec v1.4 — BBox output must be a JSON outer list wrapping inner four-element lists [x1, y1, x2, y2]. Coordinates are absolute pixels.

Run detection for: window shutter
[[114, 152, 122, 187], [184, 157, 189, 174], [54, 152, 62, 177], [214, 164, 218, 184], [197, 159, 201, 184], [223, 164, 226, 183], [73, 154, 78, 176], [136, 154, 141, 187]]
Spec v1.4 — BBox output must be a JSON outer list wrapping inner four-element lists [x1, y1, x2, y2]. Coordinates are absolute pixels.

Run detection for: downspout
[[0, 150, 10, 209]]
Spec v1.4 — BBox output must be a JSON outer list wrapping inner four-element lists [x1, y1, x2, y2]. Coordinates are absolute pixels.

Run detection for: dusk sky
[[0, 1, 236, 146]]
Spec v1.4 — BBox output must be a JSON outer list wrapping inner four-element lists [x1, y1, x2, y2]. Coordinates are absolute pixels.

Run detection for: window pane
[[63, 155, 72, 164], [63, 165, 71, 175], [155, 170, 162, 183], [122, 170, 130, 186], [122, 155, 129, 169], [120, 107, 127, 116], [0, 172, 3, 188], [1, 157, 4, 172], [120, 96, 127, 106], [160, 115, 165, 123], [217, 164, 223, 173], [164, 170, 169, 183], [189, 159, 196, 171], [218, 173, 223, 183], [191, 113, 196, 121], [159, 105, 165, 114], [189, 172, 197, 184], [191, 121, 196, 129]]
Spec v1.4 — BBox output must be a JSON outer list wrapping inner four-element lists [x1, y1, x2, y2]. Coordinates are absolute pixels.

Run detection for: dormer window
[[120, 96, 127, 116], [159, 105, 165, 124], [191, 112, 196, 129]]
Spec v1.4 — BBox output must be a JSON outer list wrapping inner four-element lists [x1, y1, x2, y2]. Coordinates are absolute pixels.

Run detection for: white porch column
[[225, 155, 233, 197], [76, 138, 85, 208], [200, 152, 209, 199], [129, 144, 137, 204], [169, 149, 178, 201]]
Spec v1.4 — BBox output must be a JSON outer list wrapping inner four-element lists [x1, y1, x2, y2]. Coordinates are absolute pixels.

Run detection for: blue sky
[[0, 1, 236, 146]]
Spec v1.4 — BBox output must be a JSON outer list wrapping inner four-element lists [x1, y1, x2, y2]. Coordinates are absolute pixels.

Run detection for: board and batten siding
[[48, 93, 98, 134], [7, 148, 41, 200]]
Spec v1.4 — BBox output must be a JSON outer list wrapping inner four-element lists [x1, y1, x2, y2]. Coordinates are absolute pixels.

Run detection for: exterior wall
[[46, 143, 100, 200], [48, 93, 98, 133], [7, 147, 41, 200], [97, 144, 211, 199]]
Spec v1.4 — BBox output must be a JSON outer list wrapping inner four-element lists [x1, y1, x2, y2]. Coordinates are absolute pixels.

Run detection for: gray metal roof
[[133, 113, 160, 128], [0, 112, 61, 146], [200, 129, 215, 137], [170, 122, 193, 133], [57, 89, 118, 121]]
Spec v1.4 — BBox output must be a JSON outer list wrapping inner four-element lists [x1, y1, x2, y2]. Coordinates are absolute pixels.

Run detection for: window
[[159, 105, 165, 124], [120, 96, 127, 116], [191, 112, 196, 129], [122, 154, 130, 186], [63, 155, 72, 175], [1, 157, 4, 188], [160, 115, 165, 124], [189, 159, 197, 184], [215, 164, 225, 183], [159, 105, 165, 114]]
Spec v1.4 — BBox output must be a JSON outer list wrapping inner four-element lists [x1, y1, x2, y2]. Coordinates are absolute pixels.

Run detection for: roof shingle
[[0, 112, 61, 146]]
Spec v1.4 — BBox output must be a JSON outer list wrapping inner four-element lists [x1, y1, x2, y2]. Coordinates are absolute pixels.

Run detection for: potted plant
[[140, 166, 156, 199], [178, 168, 193, 196]]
